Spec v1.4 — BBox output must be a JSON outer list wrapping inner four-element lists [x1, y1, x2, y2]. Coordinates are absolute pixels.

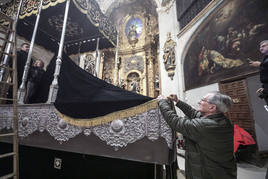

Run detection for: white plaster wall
[[184, 83, 218, 108], [157, 2, 180, 97], [157, 0, 223, 101]]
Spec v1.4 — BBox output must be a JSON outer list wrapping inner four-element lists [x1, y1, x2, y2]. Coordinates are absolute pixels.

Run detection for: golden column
[[98, 52, 105, 79], [147, 51, 155, 97]]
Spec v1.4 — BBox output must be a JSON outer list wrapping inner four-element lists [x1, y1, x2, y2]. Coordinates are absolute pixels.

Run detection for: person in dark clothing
[[250, 40, 268, 107], [17, 43, 30, 87], [158, 92, 237, 179], [6, 43, 32, 103], [24, 59, 45, 103]]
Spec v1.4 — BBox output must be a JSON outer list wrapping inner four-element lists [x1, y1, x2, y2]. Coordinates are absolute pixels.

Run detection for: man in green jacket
[[158, 91, 236, 179]]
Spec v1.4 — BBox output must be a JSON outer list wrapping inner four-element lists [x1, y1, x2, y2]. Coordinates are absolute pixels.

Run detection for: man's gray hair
[[21, 42, 29, 47], [260, 40, 268, 45], [207, 91, 232, 113]]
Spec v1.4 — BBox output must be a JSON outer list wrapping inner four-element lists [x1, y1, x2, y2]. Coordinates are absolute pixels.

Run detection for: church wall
[[157, 2, 180, 97], [175, 0, 223, 105], [167, 0, 268, 107], [166, 0, 268, 153], [159, 1, 268, 175], [157, 0, 223, 103]]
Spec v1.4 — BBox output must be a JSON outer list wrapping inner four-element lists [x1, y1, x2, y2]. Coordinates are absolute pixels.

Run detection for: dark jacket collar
[[203, 113, 225, 119]]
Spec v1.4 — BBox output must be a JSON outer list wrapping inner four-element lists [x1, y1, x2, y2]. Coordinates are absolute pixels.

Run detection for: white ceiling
[[96, 0, 136, 15]]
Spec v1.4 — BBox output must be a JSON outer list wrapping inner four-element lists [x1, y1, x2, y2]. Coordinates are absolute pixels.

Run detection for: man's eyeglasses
[[200, 98, 210, 103]]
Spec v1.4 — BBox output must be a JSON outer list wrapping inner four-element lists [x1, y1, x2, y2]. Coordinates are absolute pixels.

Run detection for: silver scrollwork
[[0, 104, 172, 149], [46, 109, 82, 143]]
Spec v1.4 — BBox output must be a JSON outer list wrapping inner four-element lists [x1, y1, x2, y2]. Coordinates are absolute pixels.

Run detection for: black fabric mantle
[[35, 53, 152, 119]]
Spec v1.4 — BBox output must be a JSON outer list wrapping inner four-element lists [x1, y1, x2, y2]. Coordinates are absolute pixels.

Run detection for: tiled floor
[[177, 155, 268, 179]]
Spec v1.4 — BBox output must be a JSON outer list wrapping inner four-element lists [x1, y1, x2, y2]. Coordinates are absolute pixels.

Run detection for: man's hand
[[157, 95, 166, 101], [249, 61, 261, 67], [168, 94, 179, 103], [256, 88, 264, 93]]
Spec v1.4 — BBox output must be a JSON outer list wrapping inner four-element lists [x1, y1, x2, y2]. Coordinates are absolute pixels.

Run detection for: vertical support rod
[[11, 8, 19, 179], [47, 0, 71, 103], [95, 37, 100, 77], [0, 0, 23, 81], [17, 0, 44, 104], [113, 33, 119, 85]]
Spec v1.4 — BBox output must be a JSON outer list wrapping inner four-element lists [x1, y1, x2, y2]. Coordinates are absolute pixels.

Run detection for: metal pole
[[113, 33, 119, 85], [17, 0, 44, 104], [47, 0, 71, 103], [11, 3, 19, 179], [95, 37, 100, 77], [0, 0, 23, 81]]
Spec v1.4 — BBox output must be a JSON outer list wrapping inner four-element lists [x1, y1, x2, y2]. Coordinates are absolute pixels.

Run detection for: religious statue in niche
[[125, 17, 143, 47], [127, 72, 140, 93], [119, 79, 126, 89], [163, 32, 176, 79], [83, 54, 95, 74]]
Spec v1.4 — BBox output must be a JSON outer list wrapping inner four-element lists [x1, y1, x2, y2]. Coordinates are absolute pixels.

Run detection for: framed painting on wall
[[183, 0, 268, 90]]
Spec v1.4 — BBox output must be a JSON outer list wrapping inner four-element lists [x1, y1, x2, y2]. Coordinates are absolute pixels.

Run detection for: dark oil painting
[[183, 0, 268, 90]]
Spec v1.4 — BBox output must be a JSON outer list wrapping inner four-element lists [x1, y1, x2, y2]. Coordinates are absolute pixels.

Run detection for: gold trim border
[[19, 0, 66, 19], [57, 99, 158, 127]]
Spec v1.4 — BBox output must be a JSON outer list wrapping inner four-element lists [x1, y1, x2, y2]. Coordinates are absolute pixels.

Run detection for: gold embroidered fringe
[[57, 99, 158, 127]]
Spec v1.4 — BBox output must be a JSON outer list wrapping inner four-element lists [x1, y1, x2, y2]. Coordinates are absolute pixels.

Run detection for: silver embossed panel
[[0, 104, 172, 149]]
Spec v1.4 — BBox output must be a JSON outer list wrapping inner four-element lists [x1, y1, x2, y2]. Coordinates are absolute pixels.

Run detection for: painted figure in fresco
[[163, 32, 176, 68], [216, 23, 266, 58], [245, 23, 266, 40], [198, 46, 243, 76], [250, 40, 268, 107]]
